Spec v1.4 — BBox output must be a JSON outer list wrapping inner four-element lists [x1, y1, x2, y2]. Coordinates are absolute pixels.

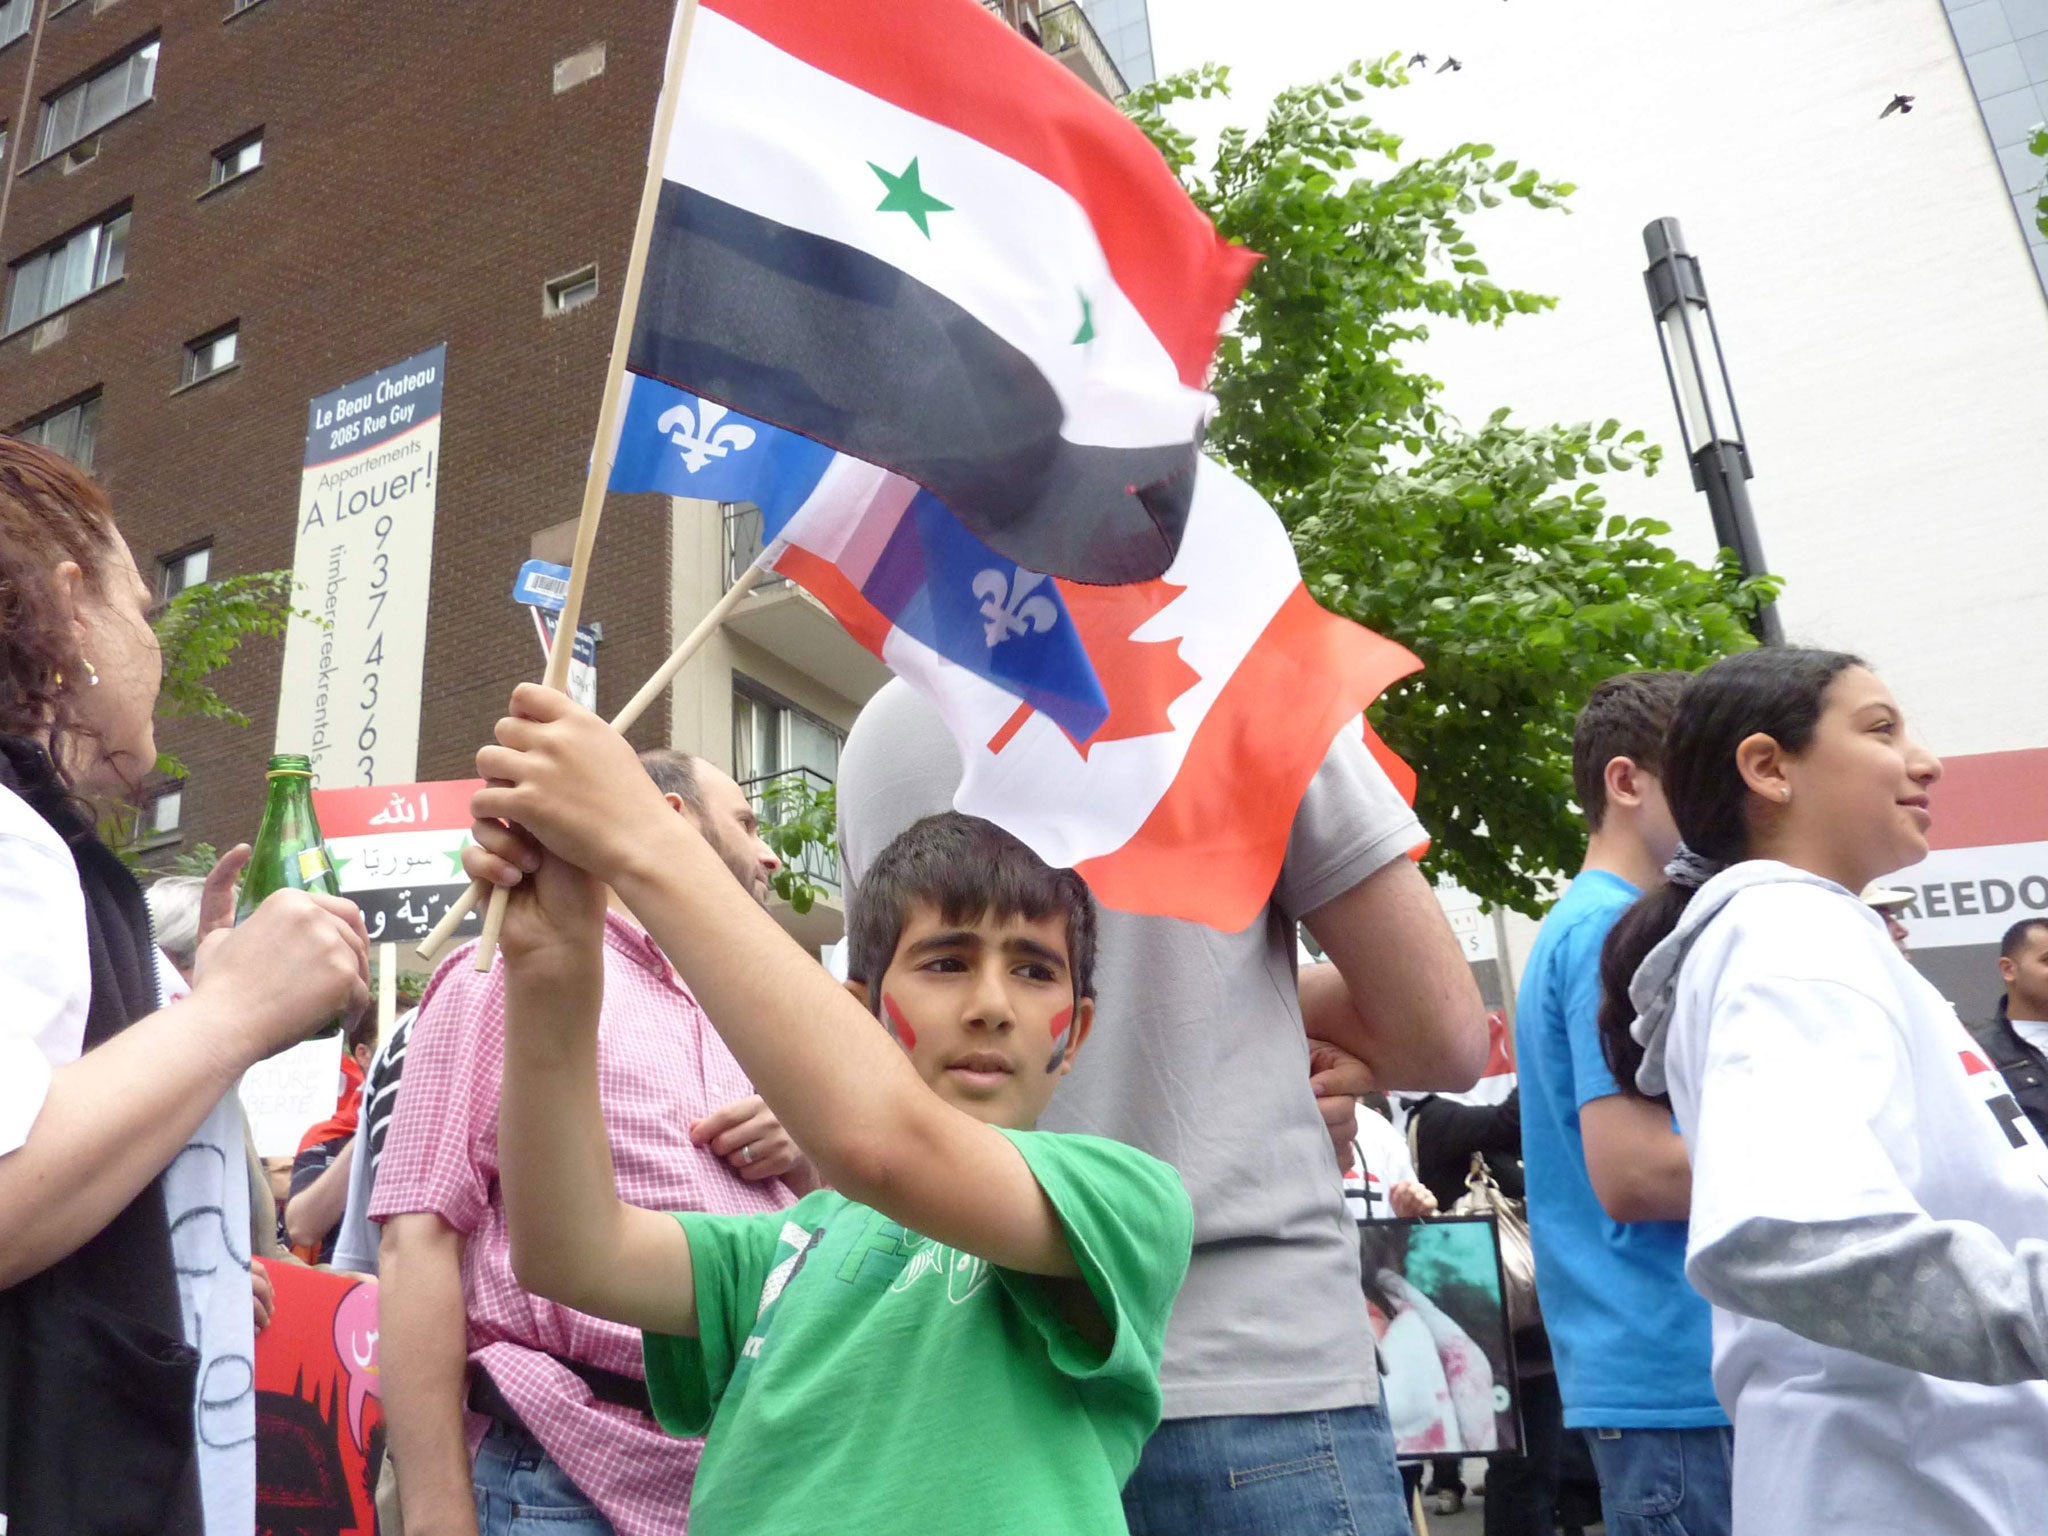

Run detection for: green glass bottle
[[237, 753, 344, 1038]]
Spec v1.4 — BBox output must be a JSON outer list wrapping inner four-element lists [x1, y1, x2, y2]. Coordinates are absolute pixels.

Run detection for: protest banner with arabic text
[[315, 779, 484, 947]]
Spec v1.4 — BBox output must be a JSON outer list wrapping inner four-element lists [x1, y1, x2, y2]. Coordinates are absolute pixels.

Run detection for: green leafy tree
[[755, 774, 840, 916], [170, 841, 223, 877], [1129, 61, 1776, 913], [2033, 125, 2048, 238], [152, 570, 298, 739], [104, 571, 299, 861]]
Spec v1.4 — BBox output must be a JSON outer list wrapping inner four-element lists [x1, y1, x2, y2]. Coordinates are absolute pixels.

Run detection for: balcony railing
[[739, 766, 841, 898], [722, 503, 791, 590], [1035, 3, 1127, 98], [980, 0, 1042, 38]]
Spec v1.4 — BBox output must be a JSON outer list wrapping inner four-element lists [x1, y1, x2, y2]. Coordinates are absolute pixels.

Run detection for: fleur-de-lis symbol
[[656, 398, 758, 473], [972, 567, 1059, 648]]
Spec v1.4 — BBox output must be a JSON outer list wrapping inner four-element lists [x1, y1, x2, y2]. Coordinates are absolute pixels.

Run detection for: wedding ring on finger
[[739, 1143, 756, 1165]]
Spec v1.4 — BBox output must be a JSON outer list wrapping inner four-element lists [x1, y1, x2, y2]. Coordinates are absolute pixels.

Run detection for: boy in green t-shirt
[[465, 684, 1193, 1536]]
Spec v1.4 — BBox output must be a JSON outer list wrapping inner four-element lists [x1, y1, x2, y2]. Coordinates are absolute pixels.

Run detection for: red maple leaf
[[1058, 576, 1203, 756], [982, 576, 1203, 759]]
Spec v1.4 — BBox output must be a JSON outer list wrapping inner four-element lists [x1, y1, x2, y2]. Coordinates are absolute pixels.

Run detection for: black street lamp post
[[1641, 217, 1783, 645]]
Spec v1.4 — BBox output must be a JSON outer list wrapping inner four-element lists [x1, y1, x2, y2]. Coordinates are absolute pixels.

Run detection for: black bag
[[0, 738, 204, 1535]]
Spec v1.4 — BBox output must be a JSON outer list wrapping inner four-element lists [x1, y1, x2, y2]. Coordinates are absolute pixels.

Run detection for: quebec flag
[[608, 375, 1110, 742]]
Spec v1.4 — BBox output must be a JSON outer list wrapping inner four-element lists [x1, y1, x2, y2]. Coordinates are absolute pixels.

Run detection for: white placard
[[239, 1033, 345, 1160], [275, 345, 447, 788]]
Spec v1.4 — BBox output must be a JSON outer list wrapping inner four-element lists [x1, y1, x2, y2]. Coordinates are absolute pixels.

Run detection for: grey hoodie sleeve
[[1692, 1213, 2048, 1385]]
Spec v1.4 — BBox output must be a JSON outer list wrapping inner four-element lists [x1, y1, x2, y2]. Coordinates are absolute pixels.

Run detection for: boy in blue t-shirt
[[463, 687, 1192, 1536], [1516, 671, 1733, 1535]]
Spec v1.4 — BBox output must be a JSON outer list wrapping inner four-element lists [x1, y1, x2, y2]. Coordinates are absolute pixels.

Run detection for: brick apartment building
[[0, 0, 1127, 948]]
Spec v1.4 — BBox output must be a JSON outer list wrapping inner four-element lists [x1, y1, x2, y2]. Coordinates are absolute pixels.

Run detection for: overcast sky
[[1144, 0, 1725, 556], [1139, 0, 2048, 584]]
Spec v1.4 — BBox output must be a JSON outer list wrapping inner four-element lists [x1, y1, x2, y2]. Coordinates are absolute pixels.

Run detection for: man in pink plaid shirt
[[374, 751, 809, 1536]]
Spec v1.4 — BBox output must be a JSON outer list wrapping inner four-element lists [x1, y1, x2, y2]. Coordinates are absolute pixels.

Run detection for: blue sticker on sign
[[514, 560, 572, 612]]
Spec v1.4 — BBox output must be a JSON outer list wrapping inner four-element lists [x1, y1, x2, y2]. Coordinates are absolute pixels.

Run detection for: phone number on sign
[[356, 514, 393, 786]]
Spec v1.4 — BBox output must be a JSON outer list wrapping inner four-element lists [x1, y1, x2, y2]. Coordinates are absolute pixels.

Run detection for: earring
[[1779, 789, 1790, 803], [81, 657, 99, 688]]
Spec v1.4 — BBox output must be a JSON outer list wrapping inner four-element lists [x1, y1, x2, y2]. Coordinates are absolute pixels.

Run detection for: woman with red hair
[[0, 437, 371, 1534]]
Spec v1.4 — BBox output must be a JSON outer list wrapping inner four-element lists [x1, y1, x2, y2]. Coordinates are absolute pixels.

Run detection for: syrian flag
[[797, 454, 1424, 930], [626, 0, 1254, 584]]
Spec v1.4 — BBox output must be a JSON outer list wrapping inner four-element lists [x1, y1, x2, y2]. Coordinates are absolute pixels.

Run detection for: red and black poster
[[255, 1261, 384, 1536]]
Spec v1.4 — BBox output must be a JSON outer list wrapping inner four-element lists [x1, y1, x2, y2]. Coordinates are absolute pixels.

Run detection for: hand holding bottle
[[190, 889, 372, 1064]]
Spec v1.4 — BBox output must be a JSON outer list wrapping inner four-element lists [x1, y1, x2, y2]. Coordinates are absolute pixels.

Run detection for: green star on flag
[[1073, 290, 1096, 345], [870, 156, 951, 238], [444, 836, 471, 879]]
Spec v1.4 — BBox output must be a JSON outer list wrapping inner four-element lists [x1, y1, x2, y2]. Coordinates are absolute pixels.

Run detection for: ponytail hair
[[1597, 647, 1863, 1097]]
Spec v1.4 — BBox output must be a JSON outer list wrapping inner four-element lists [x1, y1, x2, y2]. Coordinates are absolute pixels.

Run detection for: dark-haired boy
[[1516, 671, 1734, 1536], [465, 687, 1193, 1536]]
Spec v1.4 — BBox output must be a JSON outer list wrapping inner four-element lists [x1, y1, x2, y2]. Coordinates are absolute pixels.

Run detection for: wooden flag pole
[[415, 561, 766, 965], [377, 940, 397, 1045], [609, 563, 764, 735], [458, 0, 701, 973]]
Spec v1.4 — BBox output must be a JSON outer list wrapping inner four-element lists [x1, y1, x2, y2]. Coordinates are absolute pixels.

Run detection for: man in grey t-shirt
[[838, 679, 1486, 1535]]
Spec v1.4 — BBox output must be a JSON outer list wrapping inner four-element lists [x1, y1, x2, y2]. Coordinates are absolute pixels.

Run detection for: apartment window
[[141, 785, 181, 840], [18, 391, 101, 470], [4, 207, 130, 334], [209, 130, 262, 187], [158, 543, 210, 600], [732, 682, 844, 787], [0, 0, 28, 50], [733, 682, 844, 895], [552, 42, 606, 94], [38, 39, 160, 159], [180, 323, 238, 385], [544, 264, 598, 316]]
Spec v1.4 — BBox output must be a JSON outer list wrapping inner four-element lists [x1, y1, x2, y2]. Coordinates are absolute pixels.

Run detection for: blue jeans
[[472, 1422, 615, 1535], [1121, 1403, 1413, 1536], [1582, 1425, 1734, 1536]]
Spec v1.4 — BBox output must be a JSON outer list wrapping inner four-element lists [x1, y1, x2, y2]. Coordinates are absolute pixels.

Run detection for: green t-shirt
[[643, 1127, 1193, 1536]]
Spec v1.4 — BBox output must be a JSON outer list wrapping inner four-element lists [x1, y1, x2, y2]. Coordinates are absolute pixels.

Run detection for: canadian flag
[[778, 456, 1422, 929]]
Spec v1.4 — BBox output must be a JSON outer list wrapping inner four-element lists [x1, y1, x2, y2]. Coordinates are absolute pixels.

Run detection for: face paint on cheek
[[882, 994, 917, 1052], [1045, 1006, 1074, 1074]]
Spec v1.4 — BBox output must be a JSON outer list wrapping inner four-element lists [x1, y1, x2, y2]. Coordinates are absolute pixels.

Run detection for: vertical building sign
[[275, 345, 447, 786]]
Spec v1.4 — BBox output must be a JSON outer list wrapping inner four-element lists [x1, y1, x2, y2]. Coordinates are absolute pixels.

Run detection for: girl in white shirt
[[1595, 647, 2048, 1536]]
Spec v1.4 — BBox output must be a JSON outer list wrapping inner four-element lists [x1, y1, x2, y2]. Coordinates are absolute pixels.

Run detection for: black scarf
[[0, 736, 204, 1535]]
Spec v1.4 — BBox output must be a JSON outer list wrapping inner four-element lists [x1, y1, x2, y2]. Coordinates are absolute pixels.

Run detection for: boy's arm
[[283, 1137, 354, 1250], [1564, 917, 1691, 1224], [494, 853, 698, 1335], [377, 1215, 480, 1536], [470, 689, 1081, 1280], [1580, 1094, 1692, 1224]]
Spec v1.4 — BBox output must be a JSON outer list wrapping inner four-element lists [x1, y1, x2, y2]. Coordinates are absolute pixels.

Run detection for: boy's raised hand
[[472, 683, 676, 884], [466, 820, 608, 978]]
